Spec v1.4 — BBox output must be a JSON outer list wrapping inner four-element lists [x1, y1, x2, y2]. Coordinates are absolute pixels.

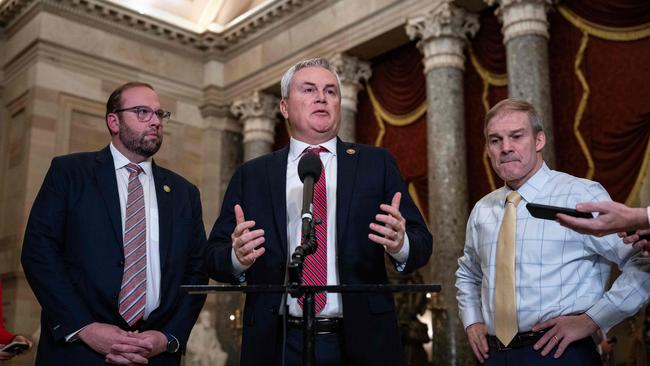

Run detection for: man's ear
[[106, 113, 120, 136], [280, 99, 289, 120], [535, 130, 546, 152]]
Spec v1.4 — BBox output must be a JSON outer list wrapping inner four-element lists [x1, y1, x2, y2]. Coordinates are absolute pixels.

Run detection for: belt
[[487, 331, 545, 351], [287, 316, 343, 335]]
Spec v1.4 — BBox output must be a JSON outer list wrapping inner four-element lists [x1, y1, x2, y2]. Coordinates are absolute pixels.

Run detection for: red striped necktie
[[118, 163, 147, 326], [299, 146, 328, 313]]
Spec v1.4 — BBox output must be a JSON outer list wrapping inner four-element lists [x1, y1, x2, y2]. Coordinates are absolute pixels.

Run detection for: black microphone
[[298, 152, 322, 237]]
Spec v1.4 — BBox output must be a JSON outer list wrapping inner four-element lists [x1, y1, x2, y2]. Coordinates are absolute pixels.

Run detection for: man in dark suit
[[21, 82, 207, 365], [205, 58, 433, 366]]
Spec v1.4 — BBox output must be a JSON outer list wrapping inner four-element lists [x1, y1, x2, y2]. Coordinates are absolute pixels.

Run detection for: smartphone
[[526, 203, 593, 221], [0, 341, 29, 354]]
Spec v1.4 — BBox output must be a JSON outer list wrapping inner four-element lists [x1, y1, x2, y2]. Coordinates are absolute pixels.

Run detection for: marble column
[[329, 53, 372, 142], [231, 91, 279, 162], [406, 3, 479, 366], [489, 0, 556, 166], [198, 101, 243, 365]]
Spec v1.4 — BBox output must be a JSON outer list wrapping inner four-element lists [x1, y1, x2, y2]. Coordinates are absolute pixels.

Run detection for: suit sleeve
[[204, 167, 242, 284], [160, 184, 208, 347], [21, 158, 96, 341], [383, 151, 433, 273]]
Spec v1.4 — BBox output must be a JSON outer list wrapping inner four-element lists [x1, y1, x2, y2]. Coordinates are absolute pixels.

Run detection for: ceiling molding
[[0, 0, 328, 56]]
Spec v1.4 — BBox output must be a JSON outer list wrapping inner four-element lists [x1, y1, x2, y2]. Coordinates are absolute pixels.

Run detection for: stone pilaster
[[406, 3, 479, 365], [489, 0, 556, 166], [329, 53, 372, 142], [231, 91, 279, 162]]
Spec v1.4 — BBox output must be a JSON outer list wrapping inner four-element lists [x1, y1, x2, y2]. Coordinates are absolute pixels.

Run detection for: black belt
[[287, 316, 343, 335], [487, 331, 546, 351]]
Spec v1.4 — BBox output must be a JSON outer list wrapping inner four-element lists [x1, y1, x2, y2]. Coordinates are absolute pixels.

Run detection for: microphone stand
[[287, 212, 321, 365]]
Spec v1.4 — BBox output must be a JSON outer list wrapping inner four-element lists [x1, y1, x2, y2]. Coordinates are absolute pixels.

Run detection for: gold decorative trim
[[572, 31, 596, 179], [366, 84, 427, 146], [558, 5, 650, 41], [469, 47, 507, 191], [408, 182, 428, 224], [626, 135, 650, 205]]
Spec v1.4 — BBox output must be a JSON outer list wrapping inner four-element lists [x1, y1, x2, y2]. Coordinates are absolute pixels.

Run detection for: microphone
[[297, 152, 322, 238]]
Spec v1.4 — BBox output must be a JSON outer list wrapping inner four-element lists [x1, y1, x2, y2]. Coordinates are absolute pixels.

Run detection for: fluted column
[[406, 3, 478, 366], [329, 53, 372, 142], [489, 0, 556, 166], [231, 91, 279, 161]]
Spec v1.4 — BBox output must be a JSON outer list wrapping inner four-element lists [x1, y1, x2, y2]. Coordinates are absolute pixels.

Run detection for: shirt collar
[[288, 137, 338, 162], [109, 142, 153, 176], [502, 162, 550, 205]]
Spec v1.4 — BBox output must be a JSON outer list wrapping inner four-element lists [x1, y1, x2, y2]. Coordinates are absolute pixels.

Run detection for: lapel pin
[[346, 148, 356, 155], [163, 185, 171, 193]]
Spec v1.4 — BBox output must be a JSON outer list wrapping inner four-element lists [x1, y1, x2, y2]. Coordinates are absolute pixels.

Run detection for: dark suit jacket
[[205, 139, 433, 366], [21, 146, 207, 366]]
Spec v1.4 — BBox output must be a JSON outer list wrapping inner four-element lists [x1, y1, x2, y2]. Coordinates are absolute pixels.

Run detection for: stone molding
[[486, 0, 554, 43], [329, 53, 371, 112], [0, 0, 326, 56], [200, 102, 242, 133], [406, 2, 479, 72]]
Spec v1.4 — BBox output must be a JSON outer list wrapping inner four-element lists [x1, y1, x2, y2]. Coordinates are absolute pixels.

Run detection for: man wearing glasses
[[21, 82, 208, 366]]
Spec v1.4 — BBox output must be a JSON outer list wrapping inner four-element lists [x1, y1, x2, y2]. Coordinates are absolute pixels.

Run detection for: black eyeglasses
[[113, 106, 171, 123]]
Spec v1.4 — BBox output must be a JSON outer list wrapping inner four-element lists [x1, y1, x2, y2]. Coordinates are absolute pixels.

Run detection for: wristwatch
[[165, 333, 180, 354]]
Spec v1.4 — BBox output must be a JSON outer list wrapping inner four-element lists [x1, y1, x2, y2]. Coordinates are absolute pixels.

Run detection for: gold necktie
[[494, 191, 522, 346]]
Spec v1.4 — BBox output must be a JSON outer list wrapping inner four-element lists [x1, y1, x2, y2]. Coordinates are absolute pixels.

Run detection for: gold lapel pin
[[163, 185, 171, 193], [346, 148, 356, 155]]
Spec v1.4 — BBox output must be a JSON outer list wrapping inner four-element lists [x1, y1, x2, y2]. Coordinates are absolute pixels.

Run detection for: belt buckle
[[496, 339, 512, 351]]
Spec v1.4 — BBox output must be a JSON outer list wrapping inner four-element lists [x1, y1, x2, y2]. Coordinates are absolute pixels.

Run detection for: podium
[[183, 283, 441, 365]]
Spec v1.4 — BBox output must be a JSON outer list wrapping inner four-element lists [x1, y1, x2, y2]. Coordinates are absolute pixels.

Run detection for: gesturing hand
[[231, 204, 265, 266], [369, 192, 406, 254]]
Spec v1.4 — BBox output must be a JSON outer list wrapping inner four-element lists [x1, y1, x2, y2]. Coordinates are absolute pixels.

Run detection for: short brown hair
[[105, 82, 155, 120], [484, 98, 544, 138]]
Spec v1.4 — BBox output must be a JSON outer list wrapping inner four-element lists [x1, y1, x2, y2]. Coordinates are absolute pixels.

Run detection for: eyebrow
[[299, 81, 337, 89]]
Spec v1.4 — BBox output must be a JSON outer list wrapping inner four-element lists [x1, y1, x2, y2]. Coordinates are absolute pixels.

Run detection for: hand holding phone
[[0, 341, 29, 354], [526, 203, 593, 221]]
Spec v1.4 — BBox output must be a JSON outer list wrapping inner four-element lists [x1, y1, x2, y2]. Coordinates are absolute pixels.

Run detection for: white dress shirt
[[110, 143, 161, 319], [456, 163, 650, 335]]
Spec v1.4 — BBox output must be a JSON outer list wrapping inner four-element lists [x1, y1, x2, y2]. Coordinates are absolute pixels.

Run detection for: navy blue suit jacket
[[21, 146, 207, 366], [205, 139, 433, 366]]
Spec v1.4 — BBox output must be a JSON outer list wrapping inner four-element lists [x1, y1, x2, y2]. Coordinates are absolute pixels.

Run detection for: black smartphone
[[0, 341, 29, 354], [526, 203, 593, 221]]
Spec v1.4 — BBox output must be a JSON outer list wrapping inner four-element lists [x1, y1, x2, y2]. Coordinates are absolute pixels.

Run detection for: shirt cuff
[[586, 299, 622, 333], [65, 325, 90, 342], [460, 308, 485, 330], [646, 206, 650, 227], [231, 248, 251, 275], [389, 234, 410, 272]]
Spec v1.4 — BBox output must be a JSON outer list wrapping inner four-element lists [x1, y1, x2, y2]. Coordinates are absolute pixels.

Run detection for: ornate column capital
[[329, 53, 372, 112], [406, 2, 479, 72], [231, 91, 279, 144], [486, 0, 555, 43]]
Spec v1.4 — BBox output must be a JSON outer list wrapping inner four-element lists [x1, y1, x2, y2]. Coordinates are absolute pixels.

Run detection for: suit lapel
[[336, 138, 359, 245], [95, 146, 123, 250], [152, 162, 172, 274], [269, 147, 289, 260]]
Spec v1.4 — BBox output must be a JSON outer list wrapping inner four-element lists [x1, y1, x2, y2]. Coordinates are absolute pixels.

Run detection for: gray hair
[[484, 98, 545, 137], [280, 57, 341, 99]]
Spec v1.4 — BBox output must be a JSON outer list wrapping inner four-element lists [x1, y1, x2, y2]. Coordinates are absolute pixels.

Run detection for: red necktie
[[118, 163, 147, 326], [299, 146, 328, 313]]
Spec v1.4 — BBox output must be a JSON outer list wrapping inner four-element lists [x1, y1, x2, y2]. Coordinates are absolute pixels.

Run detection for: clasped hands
[[78, 323, 167, 365], [231, 192, 407, 264]]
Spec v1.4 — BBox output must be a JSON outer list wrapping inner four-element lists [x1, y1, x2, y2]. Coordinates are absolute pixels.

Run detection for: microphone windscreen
[[298, 152, 322, 183]]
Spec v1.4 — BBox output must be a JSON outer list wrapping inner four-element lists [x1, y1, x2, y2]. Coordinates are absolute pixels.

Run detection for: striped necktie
[[118, 163, 147, 326], [298, 146, 328, 313]]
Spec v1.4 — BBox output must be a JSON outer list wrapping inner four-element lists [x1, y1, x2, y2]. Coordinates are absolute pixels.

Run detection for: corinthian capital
[[329, 53, 372, 112], [230, 91, 279, 121], [487, 0, 555, 42], [406, 2, 479, 72]]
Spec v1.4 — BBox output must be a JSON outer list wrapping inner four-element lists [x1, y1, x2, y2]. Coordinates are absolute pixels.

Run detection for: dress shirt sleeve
[[580, 183, 650, 332], [455, 207, 485, 329], [389, 234, 410, 272]]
